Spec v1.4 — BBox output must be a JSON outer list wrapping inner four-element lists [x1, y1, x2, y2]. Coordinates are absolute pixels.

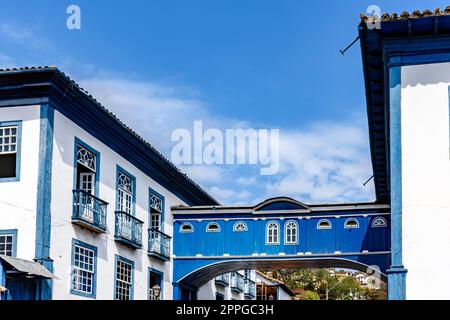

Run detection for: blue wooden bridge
[[171, 197, 390, 299]]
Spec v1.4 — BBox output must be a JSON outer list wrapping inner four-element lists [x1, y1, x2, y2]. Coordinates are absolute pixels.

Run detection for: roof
[[358, 7, 450, 203], [256, 271, 295, 296], [0, 255, 56, 279], [0, 66, 218, 206]]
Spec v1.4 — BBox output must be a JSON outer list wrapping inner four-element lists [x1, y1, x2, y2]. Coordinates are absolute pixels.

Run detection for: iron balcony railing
[[148, 228, 171, 260], [114, 211, 143, 248], [230, 273, 244, 292], [244, 278, 256, 297], [215, 273, 230, 286], [72, 189, 108, 232]]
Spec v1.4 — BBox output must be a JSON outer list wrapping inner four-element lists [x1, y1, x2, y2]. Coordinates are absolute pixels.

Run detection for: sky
[[1, 0, 448, 205]]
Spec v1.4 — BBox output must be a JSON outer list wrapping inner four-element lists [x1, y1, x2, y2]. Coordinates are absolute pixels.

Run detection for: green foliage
[[299, 290, 320, 300]]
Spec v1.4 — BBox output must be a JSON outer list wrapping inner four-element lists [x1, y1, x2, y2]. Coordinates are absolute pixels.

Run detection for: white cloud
[[0, 24, 54, 51]]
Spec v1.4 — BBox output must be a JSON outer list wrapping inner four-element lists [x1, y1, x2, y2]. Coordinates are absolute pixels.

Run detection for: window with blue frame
[[71, 239, 97, 298], [149, 268, 164, 300], [0, 121, 21, 181], [0, 229, 17, 256], [115, 255, 134, 300], [116, 168, 135, 214], [149, 190, 164, 232]]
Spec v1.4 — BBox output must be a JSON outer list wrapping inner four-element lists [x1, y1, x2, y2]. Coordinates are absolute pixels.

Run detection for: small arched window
[[344, 218, 359, 229], [180, 222, 194, 233], [285, 221, 298, 244], [233, 221, 248, 232], [317, 219, 332, 230], [266, 221, 279, 244], [371, 217, 387, 228], [206, 222, 221, 232]]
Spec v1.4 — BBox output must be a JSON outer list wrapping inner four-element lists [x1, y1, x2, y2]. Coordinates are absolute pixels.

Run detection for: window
[[233, 221, 248, 232], [180, 222, 194, 233], [206, 222, 220, 232], [0, 122, 21, 181], [317, 219, 332, 230], [115, 255, 134, 300], [266, 221, 279, 244], [285, 221, 298, 244], [74, 140, 99, 196], [0, 230, 17, 257], [71, 239, 97, 298], [344, 218, 359, 229], [149, 268, 164, 300], [371, 217, 387, 228], [117, 169, 135, 214], [149, 189, 164, 231]]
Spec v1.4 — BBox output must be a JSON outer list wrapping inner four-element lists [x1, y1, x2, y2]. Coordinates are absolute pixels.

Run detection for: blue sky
[[1, 0, 448, 205]]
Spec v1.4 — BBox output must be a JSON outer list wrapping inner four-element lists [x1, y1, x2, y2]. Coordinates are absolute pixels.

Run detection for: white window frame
[[233, 221, 248, 232], [206, 222, 221, 232], [344, 218, 360, 229], [371, 217, 387, 228], [266, 221, 280, 245], [317, 219, 332, 230], [180, 222, 194, 233], [285, 220, 298, 244]]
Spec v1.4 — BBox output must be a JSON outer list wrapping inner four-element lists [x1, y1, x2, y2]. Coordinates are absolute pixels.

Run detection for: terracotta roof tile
[[360, 6, 450, 24]]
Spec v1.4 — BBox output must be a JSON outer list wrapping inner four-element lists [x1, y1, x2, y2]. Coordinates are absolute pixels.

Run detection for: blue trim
[[149, 187, 165, 231], [70, 239, 97, 299], [115, 165, 137, 215], [148, 267, 164, 300], [0, 120, 22, 182], [35, 104, 54, 300], [73, 137, 101, 198], [387, 66, 407, 300], [0, 229, 18, 257], [114, 254, 135, 300]]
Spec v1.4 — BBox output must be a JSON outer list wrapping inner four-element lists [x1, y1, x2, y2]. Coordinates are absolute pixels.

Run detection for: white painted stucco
[[0, 105, 41, 260], [401, 62, 450, 300]]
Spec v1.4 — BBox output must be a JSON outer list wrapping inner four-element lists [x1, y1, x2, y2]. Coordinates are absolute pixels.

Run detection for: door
[[79, 172, 95, 222]]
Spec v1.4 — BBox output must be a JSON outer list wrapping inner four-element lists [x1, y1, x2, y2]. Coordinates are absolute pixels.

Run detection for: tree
[[298, 290, 320, 300]]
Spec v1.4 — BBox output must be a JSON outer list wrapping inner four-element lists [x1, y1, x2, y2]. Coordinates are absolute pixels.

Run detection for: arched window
[[285, 220, 298, 244], [206, 222, 221, 232], [233, 221, 248, 232], [371, 217, 387, 228], [180, 222, 194, 233], [344, 218, 359, 229], [266, 221, 279, 244], [317, 219, 332, 230]]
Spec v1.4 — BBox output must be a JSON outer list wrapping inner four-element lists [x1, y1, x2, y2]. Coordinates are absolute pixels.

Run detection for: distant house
[[255, 271, 295, 300]]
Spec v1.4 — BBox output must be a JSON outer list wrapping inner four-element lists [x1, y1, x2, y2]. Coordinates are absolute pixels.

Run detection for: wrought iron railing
[[115, 211, 143, 248], [230, 272, 244, 292], [244, 278, 256, 297], [215, 273, 230, 286], [148, 228, 171, 259], [72, 189, 108, 232]]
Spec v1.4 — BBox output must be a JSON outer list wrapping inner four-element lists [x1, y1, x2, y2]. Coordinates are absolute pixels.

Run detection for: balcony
[[114, 211, 143, 249], [215, 273, 230, 287], [148, 229, 171, 261], [72, 189, 108, 233], [244, 279, 256, 298], [230, 273, 244, 292]]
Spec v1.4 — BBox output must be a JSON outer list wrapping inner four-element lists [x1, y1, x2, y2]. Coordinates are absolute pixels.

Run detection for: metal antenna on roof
[[363, 175, 374, 187], [340, 36, 360, 55]]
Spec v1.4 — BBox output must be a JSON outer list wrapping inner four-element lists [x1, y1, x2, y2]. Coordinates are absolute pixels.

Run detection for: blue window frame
[[149, 188, 165, 232], [70, 239, 97, 298], [73, 137, 101, 197], [116, 165, 136, 215], [148, 267, 164, 300], [114, 255, 134, 300], [0, 121, 22, 182], [0, 229, 18, 257]]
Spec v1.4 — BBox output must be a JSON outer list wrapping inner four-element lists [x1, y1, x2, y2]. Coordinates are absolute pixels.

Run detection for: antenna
[[340, 36, 360, 55], [363, 175, 374, 187]]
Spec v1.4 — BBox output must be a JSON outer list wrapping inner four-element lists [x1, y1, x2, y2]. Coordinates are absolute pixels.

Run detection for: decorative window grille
[[150, 193, 163, 232], [77, 145, 96, 172], [72, 244, 95, 295], [0, 234, 14, 256], [117, 172, 133, 214], [233, 222, 248, 232], [266, 221, 279, 244], [0, 126, 17, 154], [371, 217, 387, 228], [115, 258, 133, 300], [285, 221, 298, 244]]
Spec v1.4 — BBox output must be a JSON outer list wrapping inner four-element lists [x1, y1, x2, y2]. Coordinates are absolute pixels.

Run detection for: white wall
[[401, 62, 450, 299], [49, 110, 187, 300], [198, 271, 255, 300], [0, 105, 41, 260]]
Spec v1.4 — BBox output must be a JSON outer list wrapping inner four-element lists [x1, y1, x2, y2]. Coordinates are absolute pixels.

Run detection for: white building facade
[[0, 67, 218, 300], [197, 270, 256, 300]]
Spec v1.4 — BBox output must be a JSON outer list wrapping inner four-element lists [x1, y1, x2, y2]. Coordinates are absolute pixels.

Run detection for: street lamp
[[152, 284, 161, 300]]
